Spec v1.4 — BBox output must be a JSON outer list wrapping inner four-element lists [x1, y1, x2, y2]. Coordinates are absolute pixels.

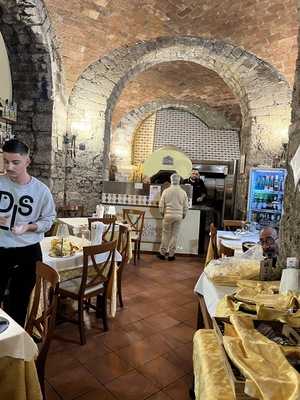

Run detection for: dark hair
[[2, 139, 29, 155]]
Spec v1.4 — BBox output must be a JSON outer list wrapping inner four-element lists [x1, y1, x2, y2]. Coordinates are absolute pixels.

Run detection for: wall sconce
[[63, 132, 76, 158]]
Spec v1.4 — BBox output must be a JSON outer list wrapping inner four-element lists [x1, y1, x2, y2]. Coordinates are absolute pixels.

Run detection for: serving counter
[[108, 203, 201, 255], [101, 181, 216, 255]]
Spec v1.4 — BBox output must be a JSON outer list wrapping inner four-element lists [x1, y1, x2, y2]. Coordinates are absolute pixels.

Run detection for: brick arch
[[69, 37, 291, 178], [111, 100, 237, 167], [68, 36, 291, 212], [0, 0, 65, 190]]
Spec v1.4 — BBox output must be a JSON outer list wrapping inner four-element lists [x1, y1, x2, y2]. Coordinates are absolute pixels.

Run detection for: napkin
[[91, 221, 105, 245], [96, 204, 104, 218]]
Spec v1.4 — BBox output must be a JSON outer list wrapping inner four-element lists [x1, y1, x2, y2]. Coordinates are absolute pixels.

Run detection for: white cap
[[287, 257, 299, 268]]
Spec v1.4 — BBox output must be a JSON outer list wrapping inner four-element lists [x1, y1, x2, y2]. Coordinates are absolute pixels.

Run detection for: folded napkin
[[96, 204, 104, 218], [91, 221, 105, 245]]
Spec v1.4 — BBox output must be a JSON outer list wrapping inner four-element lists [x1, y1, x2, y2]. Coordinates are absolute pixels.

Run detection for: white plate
[[218, 235, 240, 240]]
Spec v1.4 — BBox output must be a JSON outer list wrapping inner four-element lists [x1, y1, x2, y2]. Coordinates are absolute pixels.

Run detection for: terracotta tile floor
[[45, 254, 204, 400]]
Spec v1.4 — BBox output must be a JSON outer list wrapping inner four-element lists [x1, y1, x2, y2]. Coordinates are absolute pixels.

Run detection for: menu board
[[149, 185, 161, 204]]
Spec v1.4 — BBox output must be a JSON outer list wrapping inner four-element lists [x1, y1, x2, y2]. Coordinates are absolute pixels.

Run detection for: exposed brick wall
[[44, 0, 298, 94], [112, 100, 237, 169], [132, 114, 156, 165], [153, 109, 240, 162]]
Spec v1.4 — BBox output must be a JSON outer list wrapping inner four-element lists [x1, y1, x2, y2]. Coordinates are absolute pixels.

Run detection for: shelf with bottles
[[252, 211, 281, 226], [254, 173, 285, 192], [0, 98, 17, 123], [253, 189, 284, 195], [251, 192, 283, 212], [251, 208, 281, 214]]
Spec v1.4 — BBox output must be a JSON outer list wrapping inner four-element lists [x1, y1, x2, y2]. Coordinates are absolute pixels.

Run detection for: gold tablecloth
[[0, 357, 42, 400], [216, 280, 300, 327], [193, 329, 235, 400], [224, 315, 300, 400]]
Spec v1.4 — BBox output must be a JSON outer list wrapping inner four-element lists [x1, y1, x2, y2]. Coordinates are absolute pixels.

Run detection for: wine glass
[[56, 223, 70, 239], [56, 224, 70, 256]]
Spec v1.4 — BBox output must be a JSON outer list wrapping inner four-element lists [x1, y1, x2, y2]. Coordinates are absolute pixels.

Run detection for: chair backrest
[[88, 216, 116, 242], [219, 242, 234, 258], [25, 262, 60, 382], [58, 204, 84, 217], [80, 240, 117, 296], [123, 209, 145, 239], [44, 220, 59, 237], [117, 224, 130, 263], [210, 223, 219, 259], [223, 219, 245, 231]]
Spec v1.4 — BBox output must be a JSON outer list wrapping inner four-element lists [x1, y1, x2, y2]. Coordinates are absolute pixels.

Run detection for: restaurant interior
[[1, 1, 300, 399]]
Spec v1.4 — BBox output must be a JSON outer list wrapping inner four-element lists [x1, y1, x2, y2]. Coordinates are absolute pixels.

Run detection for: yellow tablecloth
[[193, 329, 235, 400], [0, 357, 42, 400], [224, 315, 300, 400]]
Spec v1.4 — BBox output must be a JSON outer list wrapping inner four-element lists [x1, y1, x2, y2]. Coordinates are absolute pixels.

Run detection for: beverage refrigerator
[[247, 167, 287, 229]]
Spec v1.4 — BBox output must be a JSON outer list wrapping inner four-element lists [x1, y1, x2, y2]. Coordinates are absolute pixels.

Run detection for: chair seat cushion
[[60, 277, 104, 295]]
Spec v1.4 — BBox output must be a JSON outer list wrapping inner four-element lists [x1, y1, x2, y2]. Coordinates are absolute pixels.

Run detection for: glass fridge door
[[247, 168, 286, 229]]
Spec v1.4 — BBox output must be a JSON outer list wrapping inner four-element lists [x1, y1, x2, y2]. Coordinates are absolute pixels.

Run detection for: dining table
[[56, 217, 133, 261], [195, 229, 260, 320], [217, 229, 260, 255], [0, 308, 42, 400]]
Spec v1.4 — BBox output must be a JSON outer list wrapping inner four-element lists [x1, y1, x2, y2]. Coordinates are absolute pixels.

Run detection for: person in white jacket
[[0, 139, 56, 326], [157, 173, 189, 261]]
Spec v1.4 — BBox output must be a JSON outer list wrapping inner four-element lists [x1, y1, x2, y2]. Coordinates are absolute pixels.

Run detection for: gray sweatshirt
[[0, 175, 56, 248]]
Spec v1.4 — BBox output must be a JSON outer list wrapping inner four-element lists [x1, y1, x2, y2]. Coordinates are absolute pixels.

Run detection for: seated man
[[259, 226, 279, 258]]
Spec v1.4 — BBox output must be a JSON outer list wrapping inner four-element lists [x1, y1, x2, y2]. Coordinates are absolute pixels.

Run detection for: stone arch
[[111, 100, 237, 167], [68, 36, 291, 211], [0, 0, 66, 192]]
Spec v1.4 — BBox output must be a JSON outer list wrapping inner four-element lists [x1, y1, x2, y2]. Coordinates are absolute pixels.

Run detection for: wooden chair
[[116, 225, 130, 308], [123, 209, 145, 264], [25, 262, 60, 399], [223, 219, 245, 231], [205, 223, 219, 266], [88, 216, 116, 242], [219, 242, 235, 257], [57, 204, 84, 217], [58, 240, 117, 345], [44, 220, 59, 237]]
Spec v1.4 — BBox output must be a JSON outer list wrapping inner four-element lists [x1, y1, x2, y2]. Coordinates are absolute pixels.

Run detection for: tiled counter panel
[[106, 203, 200, 255]]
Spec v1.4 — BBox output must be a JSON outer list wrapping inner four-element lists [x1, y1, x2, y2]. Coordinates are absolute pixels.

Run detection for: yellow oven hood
[[142, 146, 192, 179]]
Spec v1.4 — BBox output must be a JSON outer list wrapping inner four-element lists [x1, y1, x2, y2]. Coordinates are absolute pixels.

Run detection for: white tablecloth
[[217, 230, 259, 255], [0, 309, 38, 361], [57, 217, 88, 229], [194, 273, 236, 317], [41, 236, 122, 272]]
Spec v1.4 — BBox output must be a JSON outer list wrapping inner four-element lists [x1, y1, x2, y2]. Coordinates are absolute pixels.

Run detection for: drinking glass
[[55, 223, 70, 256], [81, 228, 91, 245], [56, 223, 70, 239]]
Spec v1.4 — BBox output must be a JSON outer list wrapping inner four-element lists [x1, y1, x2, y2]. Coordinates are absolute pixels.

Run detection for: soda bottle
[[273, 175, 279, 191]]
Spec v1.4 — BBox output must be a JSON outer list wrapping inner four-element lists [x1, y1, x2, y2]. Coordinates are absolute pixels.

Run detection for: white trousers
[[159, 215, 183, 257]]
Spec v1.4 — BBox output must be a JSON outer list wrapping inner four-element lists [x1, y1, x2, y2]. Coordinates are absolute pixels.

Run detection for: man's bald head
[[259, 227, 278, 256]]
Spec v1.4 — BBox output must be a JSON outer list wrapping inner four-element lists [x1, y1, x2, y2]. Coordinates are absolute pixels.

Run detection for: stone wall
[[279, 25, 300, 263], [0, 0, 66, 201]]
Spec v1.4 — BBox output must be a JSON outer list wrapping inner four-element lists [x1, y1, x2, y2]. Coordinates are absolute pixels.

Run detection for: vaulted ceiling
[[45, 0, 298, 127]]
